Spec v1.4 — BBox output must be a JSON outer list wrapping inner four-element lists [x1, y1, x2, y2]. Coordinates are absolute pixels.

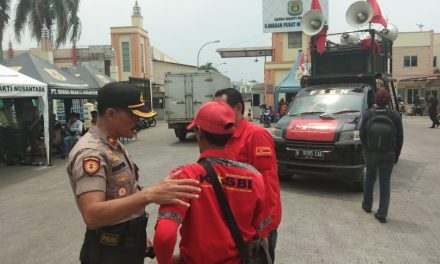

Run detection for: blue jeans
[[362, 151, 395, 218], [63, 135, 75, 156]]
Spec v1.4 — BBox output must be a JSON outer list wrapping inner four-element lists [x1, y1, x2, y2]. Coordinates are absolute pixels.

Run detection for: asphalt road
[[0, 116, 439, 264]]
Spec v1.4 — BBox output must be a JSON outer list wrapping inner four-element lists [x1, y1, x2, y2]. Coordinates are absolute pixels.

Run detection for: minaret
[[131, 1, 143, 28], [41, 18, 51, 51]]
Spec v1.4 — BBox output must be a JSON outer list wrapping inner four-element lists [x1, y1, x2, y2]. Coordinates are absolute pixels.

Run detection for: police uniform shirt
[[154, 149, 270, 264], [67, 125, 144, 220]]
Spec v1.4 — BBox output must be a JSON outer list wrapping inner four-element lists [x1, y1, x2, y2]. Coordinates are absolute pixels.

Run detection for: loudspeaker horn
[[345, 1, 373, 28], [302, 10, 325, 36], [381, 23, 399, 42], [340, 31, 360, 44]]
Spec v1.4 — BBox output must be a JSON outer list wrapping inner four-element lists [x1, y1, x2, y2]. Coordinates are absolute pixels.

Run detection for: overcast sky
[[3, 0, 439, 82]]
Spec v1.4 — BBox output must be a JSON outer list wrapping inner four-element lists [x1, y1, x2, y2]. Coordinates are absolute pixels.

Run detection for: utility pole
[[416, 24, 424, 31]]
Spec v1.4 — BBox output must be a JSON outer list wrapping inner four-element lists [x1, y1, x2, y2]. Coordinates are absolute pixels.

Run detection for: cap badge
[[83, 157, 101, 176], [140, 94, 144, 103]]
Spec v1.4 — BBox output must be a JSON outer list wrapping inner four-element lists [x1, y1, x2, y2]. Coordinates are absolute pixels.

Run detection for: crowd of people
[[0, 99, 41, 166], [3, 85, 434, 263], [0, 98, 99, 165]]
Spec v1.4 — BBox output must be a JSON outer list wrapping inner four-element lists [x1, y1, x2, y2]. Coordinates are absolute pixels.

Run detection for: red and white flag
[[368, 0, 388, 28], [311, 0, 322, 11], [310, 0, 327, 54]]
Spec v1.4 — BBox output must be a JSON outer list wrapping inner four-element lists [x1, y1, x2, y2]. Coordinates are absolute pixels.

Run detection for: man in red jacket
[[215, 88, 282, 261], [154, 101, 270, 264]]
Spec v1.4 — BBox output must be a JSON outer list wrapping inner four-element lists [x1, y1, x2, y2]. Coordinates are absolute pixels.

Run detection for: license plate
[[290, 149, 324, 160]]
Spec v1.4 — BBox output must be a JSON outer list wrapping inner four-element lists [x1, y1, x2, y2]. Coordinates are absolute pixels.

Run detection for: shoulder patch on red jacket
[[83, 156, 101, 176], [255, 146, 272, 156]]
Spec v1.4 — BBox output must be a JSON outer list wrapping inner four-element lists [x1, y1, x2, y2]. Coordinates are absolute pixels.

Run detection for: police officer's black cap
[[98, 82, 150, 118]]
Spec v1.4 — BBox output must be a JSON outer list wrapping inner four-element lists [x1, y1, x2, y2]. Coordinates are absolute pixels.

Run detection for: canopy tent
[[2, 53, 97, 99], [3, 53, 99, 165], [274, 52, 306, 121], [69, 63, 115, 89], [0, 64, 50, 165]]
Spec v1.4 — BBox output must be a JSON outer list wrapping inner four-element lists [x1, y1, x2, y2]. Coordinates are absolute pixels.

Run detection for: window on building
[[122, 42, 130, 72], [403, 56, 418, 67], [288, 32, 302, 49], [141, 43, 145, 74], [434, 56, 437, 68]]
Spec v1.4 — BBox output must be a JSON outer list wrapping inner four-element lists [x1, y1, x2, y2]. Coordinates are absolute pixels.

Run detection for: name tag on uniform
[[112, 162, 127, 172], [99, 232, 119, 246]]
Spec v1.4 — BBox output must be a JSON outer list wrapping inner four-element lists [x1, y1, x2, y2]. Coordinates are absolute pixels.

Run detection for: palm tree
[[0, 0, 11, 62], [198, 62, 219, 72], [14, 0, 81, 48]]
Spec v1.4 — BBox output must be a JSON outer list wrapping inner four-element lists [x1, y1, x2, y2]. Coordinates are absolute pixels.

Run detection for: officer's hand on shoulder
[[143, 171, 201, 207]]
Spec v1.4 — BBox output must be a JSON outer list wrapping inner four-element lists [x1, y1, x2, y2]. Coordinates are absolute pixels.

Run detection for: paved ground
[[0, 116, 439, 264]]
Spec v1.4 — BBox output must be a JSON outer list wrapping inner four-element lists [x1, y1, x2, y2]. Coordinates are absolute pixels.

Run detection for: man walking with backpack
[[360, 90, 404, 223]]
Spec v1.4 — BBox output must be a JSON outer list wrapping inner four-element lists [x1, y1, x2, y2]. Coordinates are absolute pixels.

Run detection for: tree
[[14, 0, 81, 48], [0, 0, 11, 62], [198, 62, 219, 72]]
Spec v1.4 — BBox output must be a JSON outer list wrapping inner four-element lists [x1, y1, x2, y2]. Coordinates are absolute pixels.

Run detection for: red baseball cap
[[187, 101, 236, 134]]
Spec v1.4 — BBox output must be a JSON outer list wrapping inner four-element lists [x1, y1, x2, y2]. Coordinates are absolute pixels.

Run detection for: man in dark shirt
[[360, 90, 404, 223], [427, 94, 439, 128]]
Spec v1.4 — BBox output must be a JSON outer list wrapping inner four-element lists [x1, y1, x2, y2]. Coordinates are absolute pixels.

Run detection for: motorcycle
[[138, 111, 157, 130], [262, 108, 271, 128]]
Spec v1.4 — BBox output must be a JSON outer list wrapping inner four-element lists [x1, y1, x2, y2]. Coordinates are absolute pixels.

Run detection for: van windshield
[[288, 94, 363, 116]]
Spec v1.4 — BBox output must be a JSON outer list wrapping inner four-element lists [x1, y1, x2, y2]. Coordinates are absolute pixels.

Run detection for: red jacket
[[225, 119, 282, 233], [154, 149, 269, 264]]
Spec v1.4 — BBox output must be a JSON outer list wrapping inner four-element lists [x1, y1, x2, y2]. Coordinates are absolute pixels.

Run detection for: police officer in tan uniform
[[67, 82, 201, 264]]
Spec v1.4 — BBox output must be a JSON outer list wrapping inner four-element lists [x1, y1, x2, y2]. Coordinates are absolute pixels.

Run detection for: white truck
[[164, 71, 231, 141]]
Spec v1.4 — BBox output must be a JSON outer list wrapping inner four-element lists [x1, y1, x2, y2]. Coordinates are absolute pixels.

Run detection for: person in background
[[278, 99, 287, 118], [427, 94, 439, 128], [19, 100, 40, 163], [247, 108, 253, 122], [90, 110, 98, 125], [154, 101, 270, 264], [215, 88, 282, 262], [360, 90, 404, 223], [61, 112, 83, 159], [0, 99, 21, 166]]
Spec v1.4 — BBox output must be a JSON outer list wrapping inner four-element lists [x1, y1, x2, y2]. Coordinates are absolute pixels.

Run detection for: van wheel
[[174, 127, 187, 141], [352, 166, 366, 192]]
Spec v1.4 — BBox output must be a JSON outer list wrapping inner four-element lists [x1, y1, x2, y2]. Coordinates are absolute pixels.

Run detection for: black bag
[[199, 159, 272, 264], [365, 109, 396, 152]]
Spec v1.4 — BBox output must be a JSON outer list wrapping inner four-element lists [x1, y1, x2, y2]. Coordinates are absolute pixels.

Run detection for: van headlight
[[338, 130, 360, 142], [270, 128, 283, 139]]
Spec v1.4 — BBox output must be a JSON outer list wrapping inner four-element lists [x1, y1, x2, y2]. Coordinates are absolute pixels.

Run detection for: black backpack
[[365, 109, 396, 152]]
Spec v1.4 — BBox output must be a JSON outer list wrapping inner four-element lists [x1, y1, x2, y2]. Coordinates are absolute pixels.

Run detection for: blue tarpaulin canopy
[[276, 52, 303, 93], [274, 52, 305, 120]]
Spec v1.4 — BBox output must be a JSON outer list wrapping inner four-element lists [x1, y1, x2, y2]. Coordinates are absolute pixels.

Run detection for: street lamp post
[[214, 62, 227, 68], [197, 40, 220, 69]]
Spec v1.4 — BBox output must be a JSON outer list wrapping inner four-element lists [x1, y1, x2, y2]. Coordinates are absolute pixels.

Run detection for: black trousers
[[21, 126, 39, 161], [429, 111, 439, 127], [80, 215, 147, 264], [1, 127, 21, 163]]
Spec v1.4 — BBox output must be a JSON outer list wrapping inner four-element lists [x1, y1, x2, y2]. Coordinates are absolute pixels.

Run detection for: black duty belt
[[80, 214, 148, 264]]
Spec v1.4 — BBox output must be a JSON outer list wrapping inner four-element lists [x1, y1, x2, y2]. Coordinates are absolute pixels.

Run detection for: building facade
[[393, 30, 440, 104], [264, 32, 309, 107], [110, 1, 150, 81]]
